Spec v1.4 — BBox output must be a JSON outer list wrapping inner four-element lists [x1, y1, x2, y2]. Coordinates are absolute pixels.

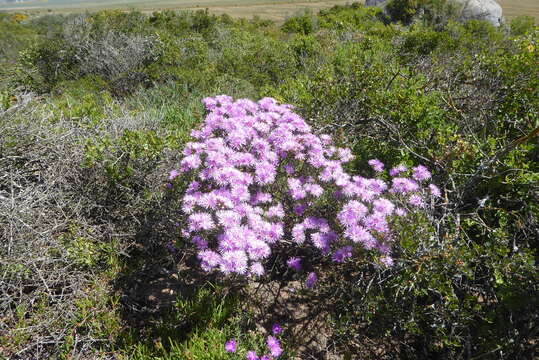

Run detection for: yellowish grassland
[[0, 0, 537, 23]]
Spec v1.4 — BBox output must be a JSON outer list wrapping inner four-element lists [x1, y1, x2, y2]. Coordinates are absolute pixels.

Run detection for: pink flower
[[409, 194, 425, 208], [225, 339, 237, 353], [250, 262, 265, 276], [168, 170, 179, 180], [364, 213, 389, 233], [173, 96, 437, 279], [337, 200, 368, 227], [368, 158, 385, 172], [266, 336, 283, 357], [395, 207, 407, 216], [246, 351, 259, 360], [380, 255, 394, 267], [391, 177, 419, 193], [292, 224, 306, 244], [198, 250, 221, 272], [188, 212, 215, 232], [412, 165, 431, 181], [373, 198, 395, 215], [389, 164, 407, 177], [220, 250, 248, 274], [344, 225, 374, 246], [429, 183, 441, 197]]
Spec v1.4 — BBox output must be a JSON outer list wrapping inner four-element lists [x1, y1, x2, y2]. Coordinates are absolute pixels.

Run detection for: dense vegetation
[[1, 1, 537, 359]]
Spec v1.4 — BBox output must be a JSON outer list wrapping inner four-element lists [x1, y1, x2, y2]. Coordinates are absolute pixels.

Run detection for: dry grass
[[498, 0, 539, 21], [1, 0, 358, 22]]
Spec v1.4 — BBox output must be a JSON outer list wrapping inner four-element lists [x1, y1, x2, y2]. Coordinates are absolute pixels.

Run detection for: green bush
[[282, 10, 317, 35], [510, 15, 537, 36]]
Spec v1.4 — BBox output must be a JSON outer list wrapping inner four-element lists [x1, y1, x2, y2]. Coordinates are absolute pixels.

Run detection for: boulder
[[454, 0, 503, 26], [365, 0, 387, 6], [363, 0, 503, 27]]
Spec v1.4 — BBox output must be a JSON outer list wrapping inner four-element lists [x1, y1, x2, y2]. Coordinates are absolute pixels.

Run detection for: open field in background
[[498, 0, 539, 22], [0, 0, 358, 22], [1, 0, 538, 22]]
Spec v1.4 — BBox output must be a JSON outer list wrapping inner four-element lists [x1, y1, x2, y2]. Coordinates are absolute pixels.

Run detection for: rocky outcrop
[[454, 0, 503, 26], [365, 0, 388, 6], [364, 0, 503, 27]]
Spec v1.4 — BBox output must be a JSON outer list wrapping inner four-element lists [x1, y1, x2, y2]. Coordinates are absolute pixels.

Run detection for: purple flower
[[267, 204, 285, 218], [292, 224, 306, 244], [337, 200, 368, 227], [272, 323, 282, 335], [429, 183, 441, 197], [255, 162, 277, 185], [220, 250, 248, 274], [225, 339, 237, 353], [166, 242, 177, 254], [395, 207, 407, 216], [368, 178, 388, 194], [266, 336, 283, 357], [246, 351, 259, 360], [305, 272, 318, 288], [181, 154, 201, 171], [191, 236, 208, 250], [389, 164, 407, 177], [198, 250, 221, 272], [168, 169, 179, 180], [250, 262, 265, 276], [391, 177, 419, 193], [332, 246, 353, 262], [286, 257, 302, 271], [305, 183, 324, 197], [283, 164, 295, 174], [368, 159, 385, 172], [412, 165, 431, 181], [373, 198, 395, 215], [188, 212, 215, 232], [363, 213, 389, 233], [380, 255, 394, 267], [172, 96, 437, 279], [409, 194, 425, 208], [344, 225, 374, 247], [293, 203, 307, 216]]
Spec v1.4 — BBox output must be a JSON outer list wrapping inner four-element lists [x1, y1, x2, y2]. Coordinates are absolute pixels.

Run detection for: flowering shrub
[[170, 95, 440, 282], [223, 324, 285, 359]]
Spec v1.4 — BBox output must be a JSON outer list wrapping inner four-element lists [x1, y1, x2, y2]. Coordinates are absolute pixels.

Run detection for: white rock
[[453, 0, 503, 26], [365, 0, 387, 6]]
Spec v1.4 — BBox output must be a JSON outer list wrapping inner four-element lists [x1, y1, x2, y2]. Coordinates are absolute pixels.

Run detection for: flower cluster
[[225, 323, 284, 359], [170, 96, 440, 278]]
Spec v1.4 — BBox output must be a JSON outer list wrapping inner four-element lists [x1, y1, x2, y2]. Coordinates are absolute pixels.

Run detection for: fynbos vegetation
[[0, 1, 537, 359]]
